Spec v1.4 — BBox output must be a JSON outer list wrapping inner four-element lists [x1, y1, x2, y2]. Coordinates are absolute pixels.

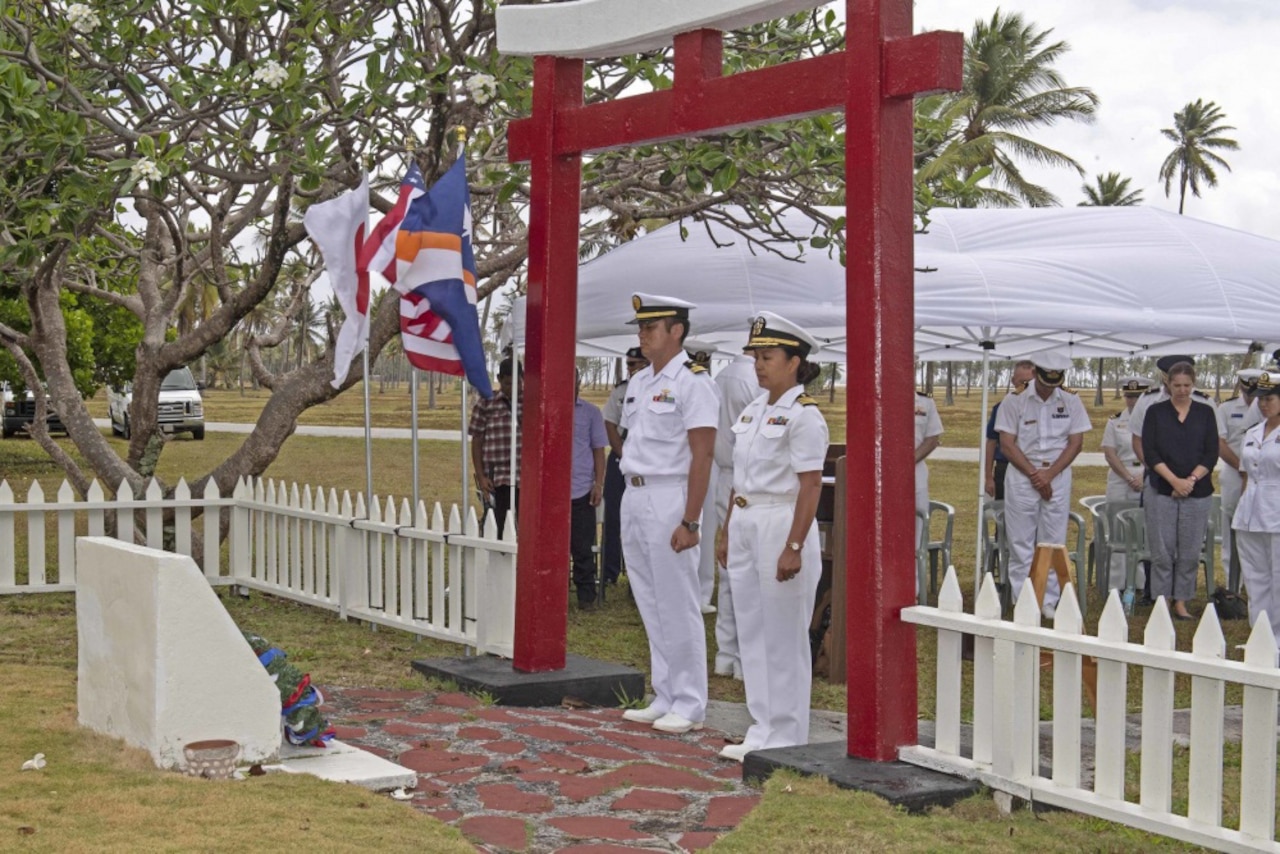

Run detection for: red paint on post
[[512, 56, 583, 673], [508, 1, 960, 757]]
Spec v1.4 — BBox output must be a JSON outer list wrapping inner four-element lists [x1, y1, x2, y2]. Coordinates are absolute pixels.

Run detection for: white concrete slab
[[273, 739, 417, 792]]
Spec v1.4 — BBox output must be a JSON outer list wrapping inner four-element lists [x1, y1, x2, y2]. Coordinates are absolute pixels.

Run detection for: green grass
[[0, 383, 1257, 851]]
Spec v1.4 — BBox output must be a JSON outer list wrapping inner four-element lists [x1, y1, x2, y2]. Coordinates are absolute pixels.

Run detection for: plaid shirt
[[469, 392, 522, 486]]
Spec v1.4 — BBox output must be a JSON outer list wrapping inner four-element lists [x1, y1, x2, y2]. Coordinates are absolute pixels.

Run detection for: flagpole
[[410, 368, 421, 525], [362, 347, 374, 513]]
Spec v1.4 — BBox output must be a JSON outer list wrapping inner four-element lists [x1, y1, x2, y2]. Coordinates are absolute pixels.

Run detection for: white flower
[[464, 73, 498, 106], [67, 3, 100, 34], [253, 60, 288, 90], [130, 158, 161, 183]]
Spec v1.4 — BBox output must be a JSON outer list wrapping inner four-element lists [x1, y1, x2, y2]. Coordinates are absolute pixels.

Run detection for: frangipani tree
[[0, 0, 847, 503]]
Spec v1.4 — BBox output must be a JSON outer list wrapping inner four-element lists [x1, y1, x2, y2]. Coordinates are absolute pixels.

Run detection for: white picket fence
[[902, 567, 1280, 853], [0, 477, 516, 657]]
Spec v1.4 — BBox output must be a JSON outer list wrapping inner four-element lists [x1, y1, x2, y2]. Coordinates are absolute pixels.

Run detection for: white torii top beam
[[496, 0, 828, 58]]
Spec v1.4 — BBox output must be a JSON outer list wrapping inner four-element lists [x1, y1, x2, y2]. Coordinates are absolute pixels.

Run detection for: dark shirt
[[985, 403, 1007, 463], [1141, 400, 1218, 498]]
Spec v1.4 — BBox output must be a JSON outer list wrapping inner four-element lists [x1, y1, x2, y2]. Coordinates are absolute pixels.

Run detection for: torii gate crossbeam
[[500, 0, 961, 763]]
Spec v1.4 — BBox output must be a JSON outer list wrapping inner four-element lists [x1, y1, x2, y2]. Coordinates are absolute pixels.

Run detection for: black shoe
[[578, 599, 598, 612], [1138, 593, 1155, 607]]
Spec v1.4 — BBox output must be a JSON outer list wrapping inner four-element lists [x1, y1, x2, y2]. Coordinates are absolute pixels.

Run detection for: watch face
[[684, 520, 700, 532]]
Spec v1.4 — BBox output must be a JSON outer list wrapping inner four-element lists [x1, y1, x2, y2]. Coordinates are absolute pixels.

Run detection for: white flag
[[304, 173, 371, 388]]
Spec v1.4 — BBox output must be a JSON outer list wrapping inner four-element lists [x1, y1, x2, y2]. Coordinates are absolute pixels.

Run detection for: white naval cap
[[1119, 375, 1153, 395], [1256, 370, 1280, 396], [683, 338, 717, 364], [1029, 349, 1072, 387], [1237, 368, 1264, 389], [628, 293, 696, 324], [743, 311, 821, 358]]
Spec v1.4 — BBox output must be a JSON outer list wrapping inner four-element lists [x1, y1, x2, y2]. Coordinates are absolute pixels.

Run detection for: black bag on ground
[[1211, 586, 1249, 620]]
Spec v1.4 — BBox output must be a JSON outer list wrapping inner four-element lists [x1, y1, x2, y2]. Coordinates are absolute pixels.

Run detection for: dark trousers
[[571, 493, 598, 603], [993, 459, 1009, 501], [601, 452, 625, 583], [491, 485, 519, 540]]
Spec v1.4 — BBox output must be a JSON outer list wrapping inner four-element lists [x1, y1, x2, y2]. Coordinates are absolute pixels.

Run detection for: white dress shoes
[[621, 705, 666, 724], [652, 712, 704, 734], [718, 742, 752, 762]]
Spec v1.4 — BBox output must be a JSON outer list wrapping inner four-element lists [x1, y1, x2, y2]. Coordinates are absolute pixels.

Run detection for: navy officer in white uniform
[[1233, 370, 1280, 640], [618, 293, 719, 735], [996, 349, 1092, 617], [1099, 375, 1151, 589], [715, 312, 828, 761], [1218, 368, 1263, 587]]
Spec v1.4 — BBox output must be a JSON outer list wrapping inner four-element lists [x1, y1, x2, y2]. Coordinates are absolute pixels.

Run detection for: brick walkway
[[323, 687, 762, 853]]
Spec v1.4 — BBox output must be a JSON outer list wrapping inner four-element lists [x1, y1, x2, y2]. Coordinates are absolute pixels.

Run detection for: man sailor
[[995, 349, 1092, 617], [618, 293, 718, 734]]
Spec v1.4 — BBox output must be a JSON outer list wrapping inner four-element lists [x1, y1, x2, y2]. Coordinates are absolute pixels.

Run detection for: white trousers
[[726, 502, 820, 750], [713, 473, 739, 672], [1236, 530, 1280, 641], [621, 482, 708, 721], [1221, 467, 1243, 583], [1003, 466, 1071, 608], [1104, 481, 1143, 590], [696, 464, 719, 607]]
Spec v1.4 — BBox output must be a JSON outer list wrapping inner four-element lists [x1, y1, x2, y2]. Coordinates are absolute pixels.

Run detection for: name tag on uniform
[[1052, 413, 1069, 419], [767, 416, 790, 426], [914, 408, 927, 417], [1023, 419, 1038, 425], [626, 397, 635, 404], [739, 415, 753, 423], [1231, 413, 1244, 419]]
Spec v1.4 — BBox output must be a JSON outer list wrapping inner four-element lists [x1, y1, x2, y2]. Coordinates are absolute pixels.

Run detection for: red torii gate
[[502, 0, 961, 762]]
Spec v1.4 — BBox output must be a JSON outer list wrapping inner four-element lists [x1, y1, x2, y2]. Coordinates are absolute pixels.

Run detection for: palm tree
[[1078, 172, 1143, 206], [916, 11, 1099, 208], [1158, 99, 1239, 214]]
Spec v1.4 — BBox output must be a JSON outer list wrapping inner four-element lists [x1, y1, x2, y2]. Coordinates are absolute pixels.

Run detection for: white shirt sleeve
[[1101, 417, 1118, 450], [682, 373, 720, 431], [788, 406, 830, 474], [994, 393, 1021, 435], [924, 397, 943, 439], [1068, 395, 1092, 434]]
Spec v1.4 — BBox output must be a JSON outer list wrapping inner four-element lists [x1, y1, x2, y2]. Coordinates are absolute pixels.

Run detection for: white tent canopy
[[505, 206, 1278, 361]]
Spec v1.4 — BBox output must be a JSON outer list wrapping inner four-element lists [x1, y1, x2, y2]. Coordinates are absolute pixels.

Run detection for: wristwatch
[[681, 519, 700, 533], [786, 541, 802, 552]]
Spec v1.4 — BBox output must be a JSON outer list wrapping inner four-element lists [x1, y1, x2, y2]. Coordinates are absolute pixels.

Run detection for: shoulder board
[[683, 359, 708, 375], [1226, 394, 1240, 402], [1110, 411, 1123, 419], [1062, 386, 1079, 395], [1193, 390, 1211, 399], [1143, 387, 1161, 396], [797, 395, 819, 407], [916, 390, 931, 398]]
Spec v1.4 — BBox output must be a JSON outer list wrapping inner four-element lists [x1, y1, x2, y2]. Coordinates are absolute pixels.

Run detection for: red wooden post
[[843, 0, 919, 761], [512, 55, 583, 672], [506, 0, 961, 754]]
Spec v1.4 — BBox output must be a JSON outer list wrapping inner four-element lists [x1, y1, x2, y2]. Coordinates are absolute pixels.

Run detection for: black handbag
[[1211, 586, 1249, 621]]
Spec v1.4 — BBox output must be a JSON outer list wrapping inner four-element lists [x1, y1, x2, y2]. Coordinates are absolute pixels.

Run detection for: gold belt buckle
[[734, 495, 748, 508], [629, 476, 645, 487]]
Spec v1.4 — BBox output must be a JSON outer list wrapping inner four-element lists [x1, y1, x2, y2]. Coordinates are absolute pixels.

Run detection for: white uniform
[[619, 358, 719, 723], [710, 355, 760, 677], [695, 381, 724, 610], [1233, 421, 1280, 640], [727, 384, 828, 750], [914, 393, 944, 556], [1100, 406, 1143, 589], [1217, 395, 1261, 579], [995, 387, 1092, 609]]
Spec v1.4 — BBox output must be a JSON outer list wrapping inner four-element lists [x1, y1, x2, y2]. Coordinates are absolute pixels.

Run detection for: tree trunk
[[944, 362, 954, 406], [1094, 358, 1104, 406]]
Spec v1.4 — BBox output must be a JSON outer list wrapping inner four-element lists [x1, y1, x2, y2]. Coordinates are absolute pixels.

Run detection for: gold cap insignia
[[751, 316, 765, 337], [632, 295, 642, 312]]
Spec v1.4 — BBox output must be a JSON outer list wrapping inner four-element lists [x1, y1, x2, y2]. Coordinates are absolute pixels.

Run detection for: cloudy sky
[[911, 0, 1279, 239]]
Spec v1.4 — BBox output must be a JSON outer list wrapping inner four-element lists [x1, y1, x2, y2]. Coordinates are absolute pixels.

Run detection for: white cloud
[[914, 0, 1279, 238]]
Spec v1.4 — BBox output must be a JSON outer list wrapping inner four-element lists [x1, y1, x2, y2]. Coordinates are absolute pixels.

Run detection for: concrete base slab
[[411, 653, 644, 708], [743, 740, 980, 814], [273, 739, 416, 792]]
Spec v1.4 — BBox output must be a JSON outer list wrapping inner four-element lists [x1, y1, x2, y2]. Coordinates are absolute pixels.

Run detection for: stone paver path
[[322, 687, 761, 853]]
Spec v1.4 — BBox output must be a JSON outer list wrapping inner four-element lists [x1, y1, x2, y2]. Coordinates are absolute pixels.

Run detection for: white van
[[108, 367, 205, 440]]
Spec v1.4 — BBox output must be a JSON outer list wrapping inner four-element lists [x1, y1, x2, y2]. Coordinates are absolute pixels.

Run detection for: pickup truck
[[1, 383, 67, 439], [108, 366, 205, 440]]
